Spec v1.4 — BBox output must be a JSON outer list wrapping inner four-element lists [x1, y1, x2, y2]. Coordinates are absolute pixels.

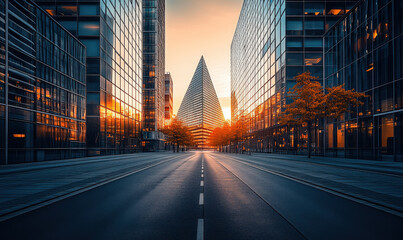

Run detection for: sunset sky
[[166, 0, 243, 120]]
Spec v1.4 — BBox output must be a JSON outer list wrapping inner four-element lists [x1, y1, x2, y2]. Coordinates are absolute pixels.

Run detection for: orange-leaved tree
[[161, 118, 194, 152], [281, 71, 365, 158], [231, 115, 248, 152], [209, 121, 232, 151]]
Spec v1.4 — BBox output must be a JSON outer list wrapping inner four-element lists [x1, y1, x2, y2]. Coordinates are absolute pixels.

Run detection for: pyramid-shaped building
[[177, 56, 225, 148]]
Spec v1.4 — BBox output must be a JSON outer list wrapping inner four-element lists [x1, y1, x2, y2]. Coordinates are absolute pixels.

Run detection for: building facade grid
[[142, 0, 165, 151], [178, 57, 225, 149], [0, 0, 86, 164], [324, 0, 403, 161], [36, 0, 144, 156], [231, 0, 357, 154]]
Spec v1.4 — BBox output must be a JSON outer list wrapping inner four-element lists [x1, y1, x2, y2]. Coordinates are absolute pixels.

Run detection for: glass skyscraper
[[0, 0, 86, 164], [231, 0, 356, 154], [324, 0, 403, 161], [36, 0, 143, 155], [177, 57, 225, 149], [164, 72, 173, 124], [142, 0, 165, 152]]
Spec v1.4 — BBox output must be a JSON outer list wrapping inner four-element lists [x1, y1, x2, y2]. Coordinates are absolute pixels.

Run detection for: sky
[[165, 0, 243, 120]]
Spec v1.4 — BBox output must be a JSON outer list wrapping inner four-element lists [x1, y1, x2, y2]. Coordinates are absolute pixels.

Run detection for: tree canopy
[[280, 71, 366, 157], [161, 118, 194, 152]]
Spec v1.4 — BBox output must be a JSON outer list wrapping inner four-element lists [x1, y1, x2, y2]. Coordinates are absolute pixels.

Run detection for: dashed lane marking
[[199, 193, 204, 205], [197, 218, 204, 240]]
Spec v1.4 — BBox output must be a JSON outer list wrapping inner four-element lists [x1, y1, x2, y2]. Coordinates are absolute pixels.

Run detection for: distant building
[[36, 0, 144, 155], [142, 0, 166, 152], [231, 0, 357, 154], [324, 0, 403, 161], [0, 0, 86, 164], [164, 73, 173, 124], [177, 57, 225, 149]]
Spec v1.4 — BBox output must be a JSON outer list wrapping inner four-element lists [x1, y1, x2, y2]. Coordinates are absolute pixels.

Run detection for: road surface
[[0, 151, 402, 240]]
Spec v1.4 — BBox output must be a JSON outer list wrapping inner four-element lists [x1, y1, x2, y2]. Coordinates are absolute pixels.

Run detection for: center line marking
[[200, 180, 204, 186], [199, 193, 204, 205], [201, 170, 204, 173], [197, 219, 204, 240], [201, 174, 204, 178]]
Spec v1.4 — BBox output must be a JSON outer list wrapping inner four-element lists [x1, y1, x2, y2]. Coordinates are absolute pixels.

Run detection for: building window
[[59, 21, 77, 35], [286, 18, 303, 35], [305, 3, 324, 15], [57, 5, 77, 16], [79, 5, 100, 15], [286, 2, 303, 15], [305, 19, 325, 35], [78, 21, 100, 36], [80, 39, 100, 57]]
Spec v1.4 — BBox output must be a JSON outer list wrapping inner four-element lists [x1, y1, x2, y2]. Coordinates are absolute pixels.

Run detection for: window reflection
[[78, 22, 100, 36], [57, 5, 77, 16]]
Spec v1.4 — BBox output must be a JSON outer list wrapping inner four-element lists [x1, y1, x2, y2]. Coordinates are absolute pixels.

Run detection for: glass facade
[[177, 57, 225, 149], [231, 0, 356, 154], [325, 0, 403, 161], [142, 0, 165, 151], [36, 0, 143, 155], [0, 0, 86, 164], [164, 72, 173, 123]]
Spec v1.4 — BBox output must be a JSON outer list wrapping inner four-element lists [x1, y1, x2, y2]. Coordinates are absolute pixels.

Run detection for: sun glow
[[222, 107, 231, 121]]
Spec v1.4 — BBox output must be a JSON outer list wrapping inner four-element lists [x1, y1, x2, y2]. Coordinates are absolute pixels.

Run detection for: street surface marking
[[201, 174, 204, 178], [200, 181, 204, 187], [0, 156, 182, 222], [197, 218, 204, 240], [199, 193, 204, 205]]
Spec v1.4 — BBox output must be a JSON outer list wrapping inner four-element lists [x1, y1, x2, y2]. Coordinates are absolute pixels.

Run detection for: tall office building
[[142, 0, 165, 151], [231, 0, 356, 153], [324, 0, 403, 161], [36, 0, 143, 155], [0, 0, 86, 164], [177, 57, 225, 149], [164, 73, 173, 124]]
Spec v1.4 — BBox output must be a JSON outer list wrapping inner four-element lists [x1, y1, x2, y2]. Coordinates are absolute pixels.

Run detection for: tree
[[280, 71, 365, 158], [231, 115, 248, 153], [325, 84, 366, 119], [209, 121, 232, 151], [161, 118, 194, 152]]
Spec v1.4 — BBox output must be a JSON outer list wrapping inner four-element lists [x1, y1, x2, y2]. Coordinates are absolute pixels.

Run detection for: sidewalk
[[0, 152, 177, 220], [251, 152, 403, 176], [225, 152, 403, 216]]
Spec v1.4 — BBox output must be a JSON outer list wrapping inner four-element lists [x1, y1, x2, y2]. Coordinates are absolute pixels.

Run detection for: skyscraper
[[142, 0, 165, 152], [177, 57, 225, 149], [164, 73, 173, 124], [324, 0, 403, 161], [0, 0, 86, 164], [36, 0, 144, 155], [231, 0, 356, 153]]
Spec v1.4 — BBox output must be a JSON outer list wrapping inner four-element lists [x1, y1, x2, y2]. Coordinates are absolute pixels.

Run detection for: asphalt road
[[0, 152, 402, 240]]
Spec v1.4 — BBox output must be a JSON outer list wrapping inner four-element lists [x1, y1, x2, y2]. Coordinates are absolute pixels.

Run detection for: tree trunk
[[307, 121, 312, 158]]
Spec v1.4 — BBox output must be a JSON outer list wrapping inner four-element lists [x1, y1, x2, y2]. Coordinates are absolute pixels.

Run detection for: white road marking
[[197, 218, 204, 240], [199, 193, 204, 205], [201, 170, 204, 173], [0, 157, 177, 222], [201, 174, 204, 178], [200, 181, 204, 187]]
